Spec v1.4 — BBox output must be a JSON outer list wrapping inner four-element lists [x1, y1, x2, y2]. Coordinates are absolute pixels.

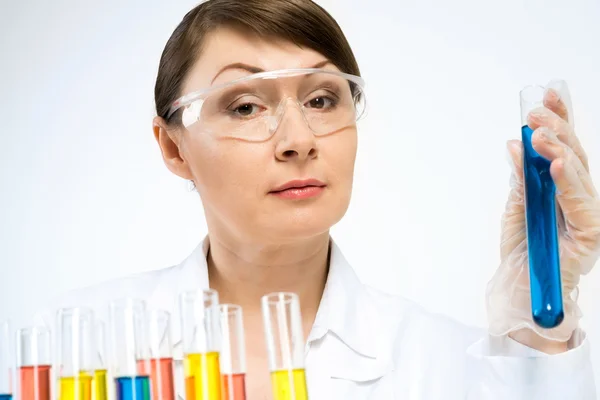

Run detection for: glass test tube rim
[[16, 326, 51, 367], [57, 306, 94, 318], [179, 288, 219, 303], [261, 291, 305, 371], [519, 84, 545, 101], [16, 326, 50, 337], [94, 319, 108, 370], [261, 292, 299, 306], [220, 304, 242, 317], [219, 304, 246, 374], [56, 306, 95, 377], [179, 288, 221, 354], [146, 308, 172, 359], [109, 297, 148, 378], [520, 85, 545, 125]]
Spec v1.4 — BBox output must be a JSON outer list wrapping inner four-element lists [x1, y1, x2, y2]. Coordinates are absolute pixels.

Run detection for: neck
[[206, 231, 330, 322]]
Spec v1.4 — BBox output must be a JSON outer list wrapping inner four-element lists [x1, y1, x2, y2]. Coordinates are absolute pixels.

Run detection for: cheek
[[326, 130, 358, 188], [184, 136, 268, 209]]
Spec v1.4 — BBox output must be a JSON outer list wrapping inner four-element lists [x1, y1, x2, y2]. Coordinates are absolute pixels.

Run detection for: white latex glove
[[486, 80, 600, 342]]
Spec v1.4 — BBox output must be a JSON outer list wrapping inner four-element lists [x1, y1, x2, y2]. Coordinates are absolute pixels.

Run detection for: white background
[[1, 0, 599, 388]]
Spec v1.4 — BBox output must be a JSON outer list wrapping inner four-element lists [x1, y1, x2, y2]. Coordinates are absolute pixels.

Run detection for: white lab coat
[[32, 237, 597, 399]]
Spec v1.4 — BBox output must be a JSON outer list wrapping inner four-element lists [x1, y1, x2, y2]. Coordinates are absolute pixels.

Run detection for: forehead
[[182, 26, 337, 94]]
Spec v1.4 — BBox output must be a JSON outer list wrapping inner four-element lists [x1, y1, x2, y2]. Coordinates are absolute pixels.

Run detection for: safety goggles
[[167, 68, 366, 141]]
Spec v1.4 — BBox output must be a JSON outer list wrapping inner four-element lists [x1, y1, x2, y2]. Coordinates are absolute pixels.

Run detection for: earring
[[187, 180, 196, 192]]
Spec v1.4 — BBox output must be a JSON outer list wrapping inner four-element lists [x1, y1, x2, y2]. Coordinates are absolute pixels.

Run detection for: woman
[[35, 0, 600, 399]]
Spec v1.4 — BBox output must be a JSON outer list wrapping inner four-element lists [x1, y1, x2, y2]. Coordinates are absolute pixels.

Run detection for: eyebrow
[[210, 60, 333, 84]]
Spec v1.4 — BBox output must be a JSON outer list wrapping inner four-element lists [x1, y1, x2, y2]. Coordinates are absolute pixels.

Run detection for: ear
[[153, 116, 194, 180]]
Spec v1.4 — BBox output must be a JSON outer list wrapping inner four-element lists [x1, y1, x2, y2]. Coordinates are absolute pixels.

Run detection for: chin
[[260, 204, 348, 243]]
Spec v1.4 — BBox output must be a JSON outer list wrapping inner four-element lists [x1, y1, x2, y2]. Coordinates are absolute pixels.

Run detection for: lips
[[269, 179, 327, 200], [270, 179, 326, 193]]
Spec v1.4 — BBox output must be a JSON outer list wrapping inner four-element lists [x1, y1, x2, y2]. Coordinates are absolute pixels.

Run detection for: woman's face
[[156, 27, 358, 244]]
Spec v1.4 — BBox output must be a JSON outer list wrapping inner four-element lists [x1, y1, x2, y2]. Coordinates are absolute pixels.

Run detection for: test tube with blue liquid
[[0, 321, 13, 400], [520, 85, 564, 328], [109, 299, 151, 400]]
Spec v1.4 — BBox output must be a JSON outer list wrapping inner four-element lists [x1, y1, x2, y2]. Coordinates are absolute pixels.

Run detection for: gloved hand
[[486, 80, 600, 343]]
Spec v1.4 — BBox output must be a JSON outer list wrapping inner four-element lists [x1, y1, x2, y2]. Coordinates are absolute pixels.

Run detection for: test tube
[[220, 305, 247, 400], [56, 308, 94, 400], [109, 299, 151, 400], [17, 327, 52, 400], [139, 310, 174, 400], [0, 321, 13, 400], [179, 289, 222, 400], [261, 293, 308, 400], [92, 321, 108, 400], [520, 85, 564, 329]]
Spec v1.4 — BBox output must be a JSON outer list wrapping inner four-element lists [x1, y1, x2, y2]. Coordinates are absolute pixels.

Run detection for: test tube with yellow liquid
[[262, 293, 308, 400], [56, 308, 94, 400], [179, 289, 222, 400], [92, 321, 108, 400]]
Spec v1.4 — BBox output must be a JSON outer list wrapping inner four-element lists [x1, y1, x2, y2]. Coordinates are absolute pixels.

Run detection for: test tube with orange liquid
[[17, 327, 52, 400], [109, 299, 151, 400], [262, 293, 308, 400], [56, 308, 94, 400], [220, 305, 247, 400], [137, 310, 175, 400], [92, 321, 108, 400], [179, 289, 222, 400], [0, 321, 13, 400]]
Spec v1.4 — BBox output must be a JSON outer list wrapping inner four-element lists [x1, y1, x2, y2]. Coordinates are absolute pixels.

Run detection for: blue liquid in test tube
[[520, 85, 564, 329], [115, 376, 151, 400], [0, 394, 13, 400], [109, 299, 152, 400]]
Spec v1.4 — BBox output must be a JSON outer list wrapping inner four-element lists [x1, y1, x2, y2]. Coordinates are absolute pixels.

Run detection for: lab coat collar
[[310, 240, 379, 358], [152, 236, 380, 360]]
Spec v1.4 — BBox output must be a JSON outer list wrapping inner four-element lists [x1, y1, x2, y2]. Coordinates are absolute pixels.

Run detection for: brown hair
[[154, 0, 361, 125]]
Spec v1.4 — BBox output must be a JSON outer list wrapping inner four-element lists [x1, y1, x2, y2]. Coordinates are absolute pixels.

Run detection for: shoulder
[[30, 241, 210, 329], [55, 265, 176, 307], [29, 262, 188, 330]]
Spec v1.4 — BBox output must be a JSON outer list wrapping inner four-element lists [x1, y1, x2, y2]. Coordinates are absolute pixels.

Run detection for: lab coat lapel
[[307, 242, 393, 394]]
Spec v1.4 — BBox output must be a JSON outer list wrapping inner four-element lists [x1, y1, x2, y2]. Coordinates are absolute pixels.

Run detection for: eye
[[306, 96, 336, 110], [231, 103, 262, 117]]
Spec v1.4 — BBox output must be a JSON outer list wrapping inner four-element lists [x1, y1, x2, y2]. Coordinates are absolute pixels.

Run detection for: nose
[[274, 101, 319, 163]]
